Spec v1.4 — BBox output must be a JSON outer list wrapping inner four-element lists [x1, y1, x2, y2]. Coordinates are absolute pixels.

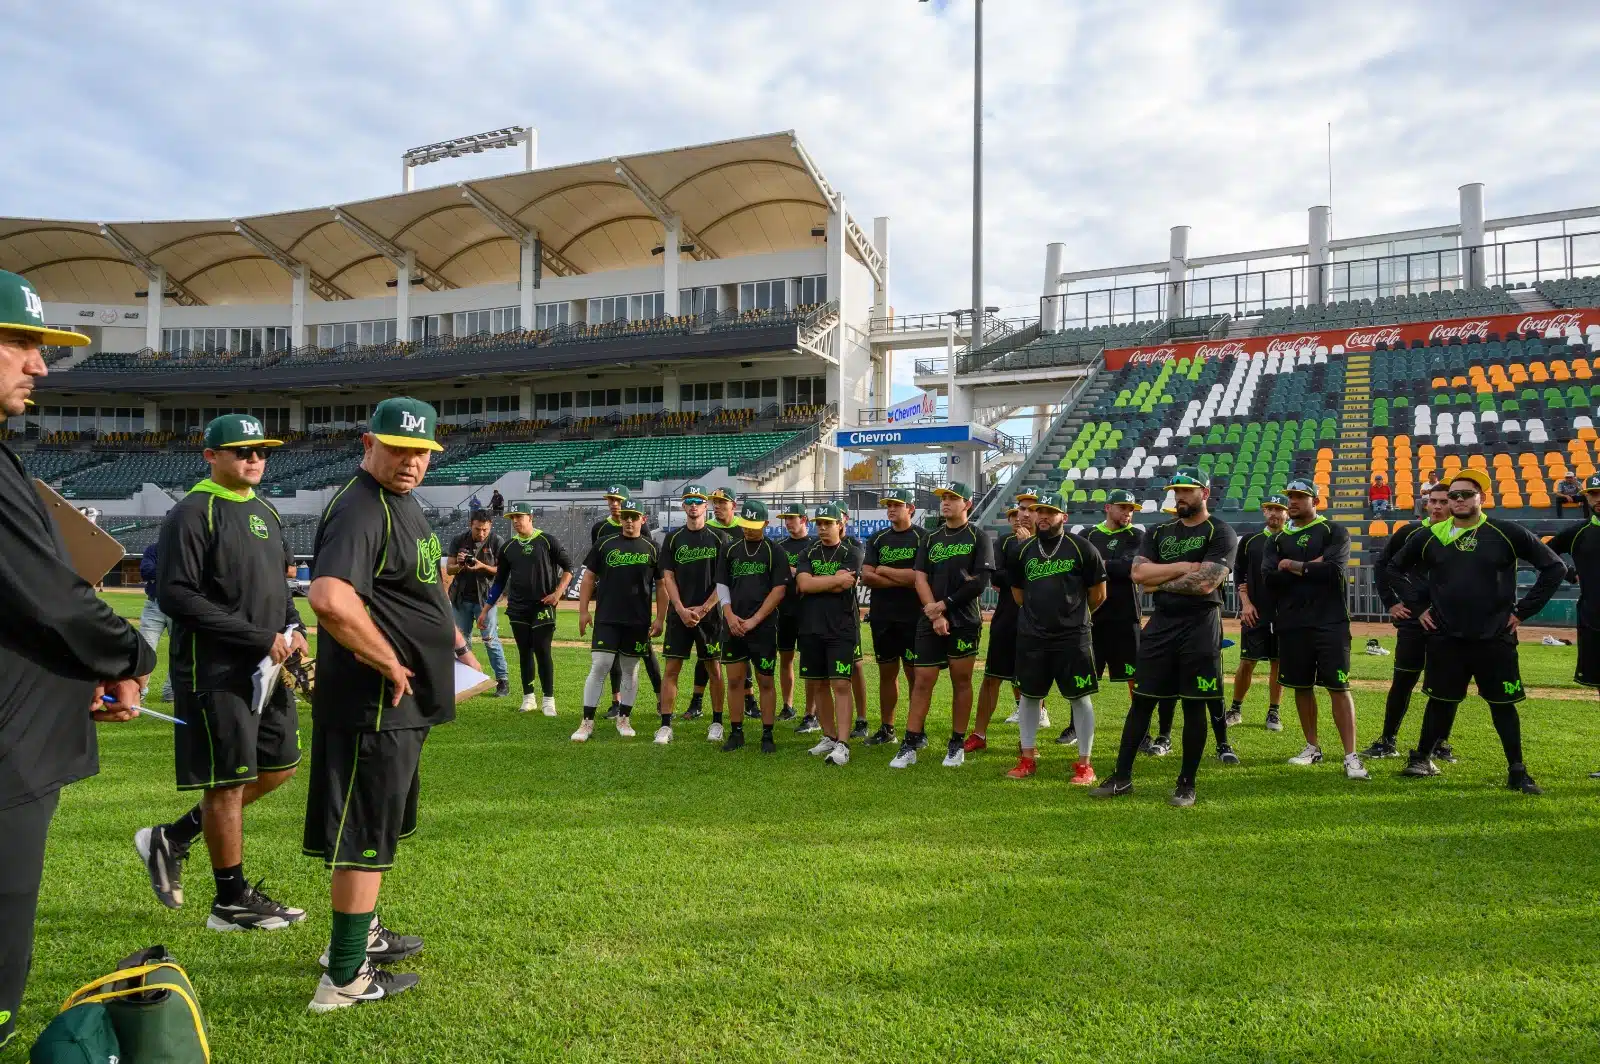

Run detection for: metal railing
[[868, 311, 968, 334], [974, 354, 1105, 528]]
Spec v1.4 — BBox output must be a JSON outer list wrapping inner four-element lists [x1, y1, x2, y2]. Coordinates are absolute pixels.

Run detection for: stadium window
[[739, 279, 787, 312], [533, 301, 568, 329], [678, 287, 718, 316], [795, 274, 827, 306], [410, 314, 452, 342], [533, 391, 571, 417], [318, 320, 393, 348]]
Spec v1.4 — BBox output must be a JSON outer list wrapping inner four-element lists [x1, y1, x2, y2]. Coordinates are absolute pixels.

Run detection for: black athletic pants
[[1116, 696, 1216, 784], [510, 620, 556, 697], [1416, 699, 1523, 767], [0, 789, 60, 1051]]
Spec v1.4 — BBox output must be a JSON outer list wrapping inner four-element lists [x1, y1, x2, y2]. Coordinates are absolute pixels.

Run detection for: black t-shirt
[[1261, 517, 1350, 630], [493, 531, 573, 618], [1083, 522, 1143, 625], [662, 525, 725, 610], [1137, 516, 1238, 618], [448, 530, 502, 607], [312, 471, 456, 731], [864, 525, 924, 623], [1373, 520, 1430, 630], [590, 515, 652, 547], [1547, 518, 1600, 630], [777, 534, 814, 618], [915, 523, 995, 629], [1389, 516, 1564, 639], [1007, 528, 1107, 640], [797, 539, 862, 638], [1234, 527, 1280, 624], [584, 533, 662, 627], [989, 532, 1026, 628], [718, 536, 786, 624]]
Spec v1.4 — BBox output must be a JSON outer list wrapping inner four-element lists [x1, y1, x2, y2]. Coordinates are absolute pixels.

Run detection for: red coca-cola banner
[[1103, 309, 1600, 372]]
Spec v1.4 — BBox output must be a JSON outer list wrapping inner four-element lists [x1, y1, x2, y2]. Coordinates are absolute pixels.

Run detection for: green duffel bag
[[56, 947, 209, 1064], [28, 1000, 120, 1064]]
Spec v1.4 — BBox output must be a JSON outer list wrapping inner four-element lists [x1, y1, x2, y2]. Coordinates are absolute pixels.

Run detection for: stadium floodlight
[[402, 126, 537, 191]]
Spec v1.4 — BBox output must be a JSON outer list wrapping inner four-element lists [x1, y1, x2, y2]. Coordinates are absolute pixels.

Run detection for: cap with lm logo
[[681, 483, 709, 502], [204, 413, 283, 450], [737, 498, 770, 529], [0, 269, 90, 347], [370, 397, 443, 452]]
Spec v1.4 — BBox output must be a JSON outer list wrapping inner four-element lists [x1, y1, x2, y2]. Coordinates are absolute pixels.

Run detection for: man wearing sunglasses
[[1385, 468, 1564, 791], [136, 414, 310, 932]]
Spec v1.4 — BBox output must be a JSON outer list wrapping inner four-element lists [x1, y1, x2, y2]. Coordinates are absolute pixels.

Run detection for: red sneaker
[[1006, 755, 1038, 780], [962, 733, 987, 754], [1070, 762, 1097, 786]]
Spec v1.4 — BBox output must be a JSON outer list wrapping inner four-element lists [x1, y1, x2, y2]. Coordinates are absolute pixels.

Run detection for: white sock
[[583, 652, 615, 708], [1071, 696, 1095, 758], [1017, 695, 1043, 750]]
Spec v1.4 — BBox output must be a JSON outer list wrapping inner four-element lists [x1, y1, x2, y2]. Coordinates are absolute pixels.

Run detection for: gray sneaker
[[308, 962, 419, 1013]]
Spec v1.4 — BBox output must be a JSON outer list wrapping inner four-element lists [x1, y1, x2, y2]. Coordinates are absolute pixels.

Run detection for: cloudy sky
[[6, 0, 1597, 355]]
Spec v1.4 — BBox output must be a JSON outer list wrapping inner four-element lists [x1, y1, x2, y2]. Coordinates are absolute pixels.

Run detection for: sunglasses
[[225, 446, 269, 460], [1446, 489, 1479, 500]]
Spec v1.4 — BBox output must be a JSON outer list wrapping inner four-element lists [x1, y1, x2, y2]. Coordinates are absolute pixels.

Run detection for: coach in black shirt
[[0, 270, 155, 1049]]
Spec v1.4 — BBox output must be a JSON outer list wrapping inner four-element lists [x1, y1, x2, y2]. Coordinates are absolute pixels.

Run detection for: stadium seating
[[429, 440, 613, 485], [1537, 276, 1600, 309], [21, 450, 111, 482], [1254, 285, 1520, 333], [554, 432, 801, 489], [57, 452, 210, 499]]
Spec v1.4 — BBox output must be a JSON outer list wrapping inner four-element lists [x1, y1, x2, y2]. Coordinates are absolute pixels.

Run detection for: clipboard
[[33, 478, 125, 583], [454, 661, 496, 703]]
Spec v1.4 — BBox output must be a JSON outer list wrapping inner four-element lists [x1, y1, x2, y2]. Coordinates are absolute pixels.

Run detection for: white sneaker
[[707, 722, 725, 743], [519, 693, 538, 713], [542, 696, 557, 717], [1004, 708, 1021, 724], [653, 726, 673, 745], [889, 744, 918, 769], [825, 743, 850, 765], [616, 716, 636, 738], [808, 736, 837, 757], [1344, 753, 1370, 780], [1288, 743, 1323, 766], [1039, 709, 1052, 728], [571, 720, 594, 743], [942, 745, 965, 768]]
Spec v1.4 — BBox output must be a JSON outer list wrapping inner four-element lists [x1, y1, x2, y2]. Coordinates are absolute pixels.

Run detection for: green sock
[[328, 910, 373, 986]]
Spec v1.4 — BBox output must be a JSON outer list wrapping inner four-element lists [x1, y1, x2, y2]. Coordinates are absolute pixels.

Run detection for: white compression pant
[[585, 651, 640, 709], [1018, 695, 1094, 754]]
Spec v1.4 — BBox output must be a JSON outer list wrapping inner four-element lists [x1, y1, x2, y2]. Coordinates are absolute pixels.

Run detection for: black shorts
[[1134, 610, 1225, 700], [302, 723, 426, 872], [1422, 633, 1525, 705], [1277, 625, 1352, 691], [1393, 624, 1427, 674], [1577, 627, 1600, 688], [593, 622, 652, 656], [984, 618, 1019, 681], [510, 603, 558, 629], [664, 612, 723, 661], [799, 633, 855, 681], [173, 684, 300, 791], [869, 615, 916, 665], [1017, 632, 1099, 700], [777, 612, 801, 653], [1238, 623, 1278, 663], [910, 619, 982, 669], [1092, 619, 1141, 681], [723, 622, 778, 676]]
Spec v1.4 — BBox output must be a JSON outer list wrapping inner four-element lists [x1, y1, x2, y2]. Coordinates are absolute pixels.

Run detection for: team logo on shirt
[[928, 541, 973, 564], [1453, 534, 1478, 552], [878, 545, 917, 564], [1159, 534, 1206, 560], [810, 560, 845, 576], [605, 548, 653, 568], [1025, 557, 1077, 580], [248, 513, 269, 540], [730, 559, 771, 578], [674, 543, 719, 565], [415, 533, 442, 583], [1295, 534, 1311, 548]]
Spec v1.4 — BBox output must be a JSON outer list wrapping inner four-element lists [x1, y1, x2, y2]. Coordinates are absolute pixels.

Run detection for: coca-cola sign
[[1426, 320, 1492, 343], [1343, 327, 1404, 349], [1516, 312, 1587, 335]]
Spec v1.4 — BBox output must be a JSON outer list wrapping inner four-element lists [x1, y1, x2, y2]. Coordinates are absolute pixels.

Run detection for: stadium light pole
[[920, 0, 983, 344]]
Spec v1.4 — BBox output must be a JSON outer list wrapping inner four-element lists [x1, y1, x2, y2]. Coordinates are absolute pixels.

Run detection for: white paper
[[454, 660, 493, 696], [251, 625, 299, 715]]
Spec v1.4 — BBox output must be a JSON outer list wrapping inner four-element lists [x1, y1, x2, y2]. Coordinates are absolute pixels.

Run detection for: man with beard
[[705, 487, 756, 721], [861, 488, 924, 747], [1229, 494, 1288, 732], [774, 505, 813, 728], [967, 502, 1032, 752]]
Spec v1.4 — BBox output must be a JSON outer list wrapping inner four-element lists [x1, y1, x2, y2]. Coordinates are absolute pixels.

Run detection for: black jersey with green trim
[[864, 525, 925, 623], [989, 532, 1025, 627], [662, 525, 725, 609], [1233, 527, 1280, 623], [776, 534, 814, 618], [584, 533, 662, 627], [797, 539, 862, 637], [1373, 520, 1431, 630], [1387, 515, 1564, 640], [311, 471, 456, 731], [719, 536, 786, 619], [1007, 528, 1107, 640], [590, 514, 652, 547], [493, 531, 573, 617], [1547, 518, 1600, 630], [156, 479, 300, 693], [1137, 516, 1238, 618], [915, 523, 994, 629], [1083, 522, 1143, 625], [1261, 517, 1349, 630]]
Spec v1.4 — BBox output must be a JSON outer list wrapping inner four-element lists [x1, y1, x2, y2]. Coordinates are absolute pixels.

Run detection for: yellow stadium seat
[[1579, 463, 1597, 479], [1492, 453, 1514, 468], [1467, 454, 1488, 470], [1368, 520, 1390, 536], [1553, 361, 1570, 379], [1546, 451, 1564, 465], [1501, 493, 1524, 509], [1431, 377, 1448, 389], [1450, 375, 1468, 387], [1581, 427, 1598, 442], [1577, 362, 1593, 380], [1510, 365, 1529, 382], [1530, 491, 1551, 508], [1317, 447, 1335, 461], [1524, 478, 1548, 495], [1531, 364, 1549, 382]]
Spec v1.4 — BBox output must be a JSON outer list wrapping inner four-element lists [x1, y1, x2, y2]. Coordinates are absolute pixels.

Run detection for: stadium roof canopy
[[1, 130, 872, 307]]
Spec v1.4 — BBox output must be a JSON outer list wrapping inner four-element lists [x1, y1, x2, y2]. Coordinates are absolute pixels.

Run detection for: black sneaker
[[721, 727, 746, 752], [1089, 776, 1133, 798], [1055, 726, 1077, 746], [207, 880, 307, 932], [308, 962, 420, 1013], [1265, 707, 1282, 732], [604, 703, 623, 720], [796, 714, 820, 734], [850, 719, 869, 740], [778, 705, 797, 721], [681, 704, 704, 722], [1433, 741, 1458, 764], [1137, 735, 1156, 757], [745, 694, 760, 718], [1216, 743, 1240, 765], [133, 825, 189, 910], [318, 913, 424, 967], [494, 679, 510, 698], [1400, 751, 1440, 777], [1507, 764, 1543, 795], [760, 734, 777, 754], [1169, 783, 1197, 807], [1149, 735, 1172, 757], [1360, 737, 1399, 759], [907, 731, 928, 752], [1224, 707, 1243, 727], [864, 724, 896, 746]]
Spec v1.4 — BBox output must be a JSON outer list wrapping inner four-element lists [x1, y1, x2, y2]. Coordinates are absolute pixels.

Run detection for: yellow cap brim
[[372, 433, 443, 452], [215, 438, 284, 449], [736, 517, 767, 529], [933, 489, 969, 500], [2, 322, 90, 347], [1450, 469, 1492, 493], [880, 497, 911, 507]]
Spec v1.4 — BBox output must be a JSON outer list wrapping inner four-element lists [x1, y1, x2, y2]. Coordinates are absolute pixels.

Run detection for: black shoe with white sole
[[1432, 741, 1458, 764], [1360, 737, 1399, 759], [795, 714, 820, 734], [864, 724, 896, 746], [777, 705, 797, 721], [1055, 726, 1077, 746], [850, 719, 869, 740], [207, 881, 307, 932], [308, 962, 420, 1013], [134, 825, 189, 910], [1216, 743, 1240, 765], [319, 914, 424, 967]]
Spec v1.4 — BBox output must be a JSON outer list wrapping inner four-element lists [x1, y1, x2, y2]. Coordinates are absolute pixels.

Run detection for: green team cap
[[1166, 467, 1210, 490], [776, 503, 808, 519], [737, 498, 770, 530], [1262, 493, 1290, 510], [1584, 474, 1600, 491], [0, 269, 89, 347], [708, 486, 735, 502], [681, 483, 709, 502], [1031, 492, 1066, 513], [505, 500, 534, 517], [204, 412, 283, 450], [617, 497, 646, 517], [1014, 489, 1040, 503], [603, 484, 628, 500], [1284, 477, 1319, 498], [813, 502, 845, 523], [1104, 488, 1137, 505], [933, 481, 972, 501], [1005, 503, 1021, 516], [879, 488, 915, 507], [369, 397, 443, 452]]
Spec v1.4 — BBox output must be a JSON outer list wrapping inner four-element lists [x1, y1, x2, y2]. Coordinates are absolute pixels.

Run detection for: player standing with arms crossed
[[861, 488, 924, 747], [796, 504, 861, 765], [717, 499, 788, 753], [1229, 494, 1287, 730]]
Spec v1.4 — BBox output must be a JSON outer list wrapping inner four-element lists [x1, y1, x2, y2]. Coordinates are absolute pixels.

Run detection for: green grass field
[[22, 600, 1600, 1061]]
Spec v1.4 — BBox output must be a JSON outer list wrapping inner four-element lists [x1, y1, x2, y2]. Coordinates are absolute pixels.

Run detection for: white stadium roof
[[1, 130, 877, 306]]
